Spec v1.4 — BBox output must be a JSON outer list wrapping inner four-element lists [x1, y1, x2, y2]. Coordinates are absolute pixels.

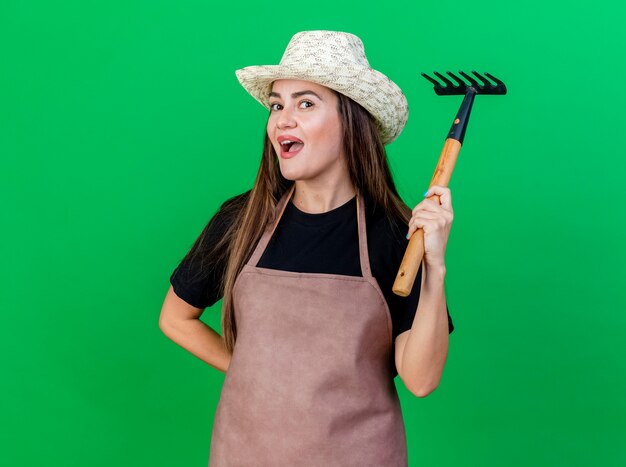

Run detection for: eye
[[299, 100, 313, 109], [270, 102, 283, 111]]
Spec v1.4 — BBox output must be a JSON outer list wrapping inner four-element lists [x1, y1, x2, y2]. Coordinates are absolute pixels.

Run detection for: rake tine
[[458, 70, 481, 89], [485, 72, 506, 87], [446, 71, 467, 88], [434, 71, 455, 88], [470, 70, 491, 87], [421, 72, 442, 88], [483, 72, 504, 85], [483, 72, 507, 93]]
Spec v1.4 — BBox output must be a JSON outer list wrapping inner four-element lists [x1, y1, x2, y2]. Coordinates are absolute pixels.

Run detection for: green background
[[2, 0, 625, 465]]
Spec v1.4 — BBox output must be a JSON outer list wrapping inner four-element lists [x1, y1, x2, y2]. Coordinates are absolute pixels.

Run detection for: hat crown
[[279, 31, 371, 69], [235, 30, 408, 144]]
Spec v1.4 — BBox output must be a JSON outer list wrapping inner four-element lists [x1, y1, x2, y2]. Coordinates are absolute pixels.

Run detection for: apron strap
[[248, 184, 296, 267], [356, 192, 373, 279]]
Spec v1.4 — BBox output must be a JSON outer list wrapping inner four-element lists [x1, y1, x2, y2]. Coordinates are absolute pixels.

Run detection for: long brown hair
[[184, 90, 412, 354]]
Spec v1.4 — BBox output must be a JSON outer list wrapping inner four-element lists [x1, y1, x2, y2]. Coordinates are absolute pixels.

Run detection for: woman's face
[[267, 79, 345, 183]]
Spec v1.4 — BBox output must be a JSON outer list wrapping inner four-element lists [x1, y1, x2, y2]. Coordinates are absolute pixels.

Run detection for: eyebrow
[[268, 90, 323, 101]]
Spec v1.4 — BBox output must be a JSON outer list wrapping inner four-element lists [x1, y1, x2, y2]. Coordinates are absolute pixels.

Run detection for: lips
[[277, 135, 304, 158]]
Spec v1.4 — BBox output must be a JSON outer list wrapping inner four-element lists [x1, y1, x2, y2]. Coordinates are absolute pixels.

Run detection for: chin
[[278, 161, 305, 181], [278, 167, 302, 181]]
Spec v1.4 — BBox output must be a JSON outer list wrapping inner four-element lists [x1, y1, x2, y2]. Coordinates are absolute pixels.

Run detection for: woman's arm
[[159, 285, 232, 373], [394, 264, 449, 397], [395, 184, 454, 397]]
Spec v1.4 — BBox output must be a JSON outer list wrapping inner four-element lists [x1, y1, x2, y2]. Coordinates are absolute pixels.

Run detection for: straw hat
[[235, 30, 409, 145]]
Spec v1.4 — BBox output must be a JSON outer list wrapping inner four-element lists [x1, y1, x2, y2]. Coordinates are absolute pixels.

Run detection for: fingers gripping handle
[[392, 138, 461, 297]]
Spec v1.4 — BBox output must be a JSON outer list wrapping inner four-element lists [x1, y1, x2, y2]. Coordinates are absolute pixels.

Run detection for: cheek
[[266, 123, 278, 150], [266, 120, 273, 140], [324, 112, 343, 143], [324, 121, 343, 151], [313, 116, 342, 147]]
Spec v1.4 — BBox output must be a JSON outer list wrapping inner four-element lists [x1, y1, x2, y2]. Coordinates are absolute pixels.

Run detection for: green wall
[[2, 0, 625, 465]]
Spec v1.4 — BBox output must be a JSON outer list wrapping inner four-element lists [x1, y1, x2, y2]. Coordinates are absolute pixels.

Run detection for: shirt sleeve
[[370, 214, 454, 341], [169, 193, 244, 309]]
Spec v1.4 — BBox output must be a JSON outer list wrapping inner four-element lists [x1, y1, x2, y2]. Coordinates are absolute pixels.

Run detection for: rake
[[392, 71, 507, 297]]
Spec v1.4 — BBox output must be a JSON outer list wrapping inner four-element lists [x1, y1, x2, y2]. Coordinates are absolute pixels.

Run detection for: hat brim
[[235, 64, 408, 145]]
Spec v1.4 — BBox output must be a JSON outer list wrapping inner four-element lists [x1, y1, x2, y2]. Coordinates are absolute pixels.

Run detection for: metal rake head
[[421, 70, 507, 95]]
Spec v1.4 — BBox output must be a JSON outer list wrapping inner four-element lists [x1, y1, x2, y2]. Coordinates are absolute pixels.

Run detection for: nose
[[276, 106, 297, 130]]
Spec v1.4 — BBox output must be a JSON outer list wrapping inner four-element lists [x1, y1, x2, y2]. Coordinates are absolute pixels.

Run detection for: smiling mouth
[[280, 141, 304, 153]]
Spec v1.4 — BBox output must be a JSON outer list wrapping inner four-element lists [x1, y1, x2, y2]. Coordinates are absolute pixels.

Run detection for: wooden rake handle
[[392, 137, 461, 297]]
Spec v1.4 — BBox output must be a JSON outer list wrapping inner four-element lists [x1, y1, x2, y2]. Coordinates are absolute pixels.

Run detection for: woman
[[160, 30, 455, 466]]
